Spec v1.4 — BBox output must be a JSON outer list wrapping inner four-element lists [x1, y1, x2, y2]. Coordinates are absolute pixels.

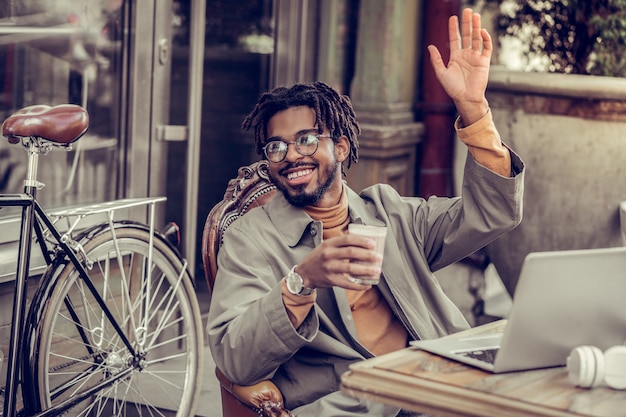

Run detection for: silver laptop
[[411, 246, 626, 373]]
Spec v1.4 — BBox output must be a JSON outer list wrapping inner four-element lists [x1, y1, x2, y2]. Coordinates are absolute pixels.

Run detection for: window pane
[[0, 1, 122, 218]]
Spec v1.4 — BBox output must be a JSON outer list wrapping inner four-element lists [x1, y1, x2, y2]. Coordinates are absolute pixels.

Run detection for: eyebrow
[[267, 128, 319, 142]]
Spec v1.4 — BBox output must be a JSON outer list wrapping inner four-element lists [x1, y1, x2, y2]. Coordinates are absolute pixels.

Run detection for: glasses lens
[[265, 141, 287, 162], [295, 134, 319, 156]]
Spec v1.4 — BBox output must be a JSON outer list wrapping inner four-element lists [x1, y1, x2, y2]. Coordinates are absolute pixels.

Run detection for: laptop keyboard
[[459, 348, 499, 364]]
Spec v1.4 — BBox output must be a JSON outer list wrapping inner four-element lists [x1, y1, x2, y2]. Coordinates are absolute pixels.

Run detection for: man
[[207, 8, 524, 417]]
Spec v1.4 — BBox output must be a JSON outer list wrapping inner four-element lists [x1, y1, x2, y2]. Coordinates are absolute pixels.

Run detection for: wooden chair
[[202, 160, 294, 417]]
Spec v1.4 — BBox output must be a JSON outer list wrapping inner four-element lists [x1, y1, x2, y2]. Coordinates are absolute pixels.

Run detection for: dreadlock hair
[[241, 81, 361, 173]]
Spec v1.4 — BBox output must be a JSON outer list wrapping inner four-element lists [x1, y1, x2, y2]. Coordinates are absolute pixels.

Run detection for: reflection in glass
[[0, 0, 123, 218]]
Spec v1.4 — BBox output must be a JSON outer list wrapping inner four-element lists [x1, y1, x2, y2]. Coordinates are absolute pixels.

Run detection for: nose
[[284, 142, 301, 161]]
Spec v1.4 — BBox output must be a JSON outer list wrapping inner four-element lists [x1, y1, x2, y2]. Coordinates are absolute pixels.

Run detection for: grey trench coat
[[207, 151, 525, 416]]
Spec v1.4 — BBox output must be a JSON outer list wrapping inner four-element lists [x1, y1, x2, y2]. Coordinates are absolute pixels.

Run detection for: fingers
[[328, 245, 381, 268], [448, 15, 461, 53], [461, 8, 472, 49], [427, 45, 444, 75], [453, 8, 489, 53], [480, 28, 493, 59], [308, 256, 378, 290], [437, 8, 491, 70], [298, 235, 381, 289], [328, 256, 380, 276], [471, 11, 482, 51]]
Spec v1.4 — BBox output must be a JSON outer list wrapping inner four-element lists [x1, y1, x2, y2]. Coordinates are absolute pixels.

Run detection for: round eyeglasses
[[263, 133, 332, 163]]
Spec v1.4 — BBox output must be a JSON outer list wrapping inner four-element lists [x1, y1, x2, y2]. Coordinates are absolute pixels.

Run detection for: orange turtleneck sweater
[[281, 187, 408, 356]]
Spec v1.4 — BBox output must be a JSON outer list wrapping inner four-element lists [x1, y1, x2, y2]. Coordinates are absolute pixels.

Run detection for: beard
[[275, 159, 339, 207]]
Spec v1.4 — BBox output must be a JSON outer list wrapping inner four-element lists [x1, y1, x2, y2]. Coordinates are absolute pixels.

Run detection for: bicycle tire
[[28, 225, 204, 416]]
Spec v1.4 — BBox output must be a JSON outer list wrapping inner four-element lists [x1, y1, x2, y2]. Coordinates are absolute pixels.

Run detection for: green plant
[[480, 0, 626, 76]]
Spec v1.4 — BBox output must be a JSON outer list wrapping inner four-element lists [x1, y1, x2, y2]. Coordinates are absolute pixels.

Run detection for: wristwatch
[[285, 265, 314, 296]]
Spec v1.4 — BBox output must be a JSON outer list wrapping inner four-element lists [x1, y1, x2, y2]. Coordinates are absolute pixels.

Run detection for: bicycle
[[0, 104, 204, 416]]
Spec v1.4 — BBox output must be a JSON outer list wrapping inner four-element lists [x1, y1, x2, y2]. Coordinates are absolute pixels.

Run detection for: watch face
[[287, 269, 303, 295]]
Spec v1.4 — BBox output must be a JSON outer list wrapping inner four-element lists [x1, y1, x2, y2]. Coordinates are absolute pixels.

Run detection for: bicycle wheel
[[29, 225, 203, 416]]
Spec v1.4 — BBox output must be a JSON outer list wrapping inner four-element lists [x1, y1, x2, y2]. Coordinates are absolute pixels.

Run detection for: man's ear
[[335, 135, 350, 163]]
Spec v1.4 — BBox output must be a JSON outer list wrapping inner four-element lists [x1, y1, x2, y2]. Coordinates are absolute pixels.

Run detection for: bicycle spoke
[[28, 226, 203, 416], [113, 374, 169, 417], [53, 311, 120, 353], [148, 329, 187, 352], [145, 270, 189, 350]]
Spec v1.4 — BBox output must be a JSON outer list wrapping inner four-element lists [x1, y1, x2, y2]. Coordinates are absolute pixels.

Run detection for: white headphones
[[566, 345, 626, 389]]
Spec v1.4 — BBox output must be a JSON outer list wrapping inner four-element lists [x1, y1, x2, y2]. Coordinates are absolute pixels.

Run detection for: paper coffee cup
[[348, 224, 387, 285]]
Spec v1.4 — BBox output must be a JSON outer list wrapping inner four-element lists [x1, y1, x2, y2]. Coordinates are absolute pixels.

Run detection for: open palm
[[428, 8, 492, 121]]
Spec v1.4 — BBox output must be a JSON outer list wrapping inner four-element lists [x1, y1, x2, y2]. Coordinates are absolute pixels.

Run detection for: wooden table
[[340, 320, 626, 417]]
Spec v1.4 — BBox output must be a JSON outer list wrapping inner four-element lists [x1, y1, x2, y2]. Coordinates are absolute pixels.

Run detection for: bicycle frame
[[1, 138, 169, 417], [2, 190, 174, 417], [2, 107, 202, 417]]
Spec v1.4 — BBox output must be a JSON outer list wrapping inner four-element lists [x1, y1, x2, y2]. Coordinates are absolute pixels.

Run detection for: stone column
[[346, 0, 423, 195]]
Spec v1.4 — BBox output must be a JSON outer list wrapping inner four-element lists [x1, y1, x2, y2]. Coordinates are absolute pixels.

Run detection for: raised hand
[[427, 8, 492, 125]]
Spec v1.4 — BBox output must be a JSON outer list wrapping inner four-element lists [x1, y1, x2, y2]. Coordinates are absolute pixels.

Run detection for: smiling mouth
[[286, 168, 313, 180]]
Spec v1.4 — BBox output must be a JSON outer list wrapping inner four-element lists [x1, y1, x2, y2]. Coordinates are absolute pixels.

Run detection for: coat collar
[[263, 183, 387, 247]]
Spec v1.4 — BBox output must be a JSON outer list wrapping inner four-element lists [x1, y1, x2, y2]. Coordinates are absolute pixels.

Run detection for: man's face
[[265, 106, 348, 208]]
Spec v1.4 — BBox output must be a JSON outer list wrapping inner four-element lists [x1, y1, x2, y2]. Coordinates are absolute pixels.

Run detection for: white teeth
[[287, 169, 313, 180]]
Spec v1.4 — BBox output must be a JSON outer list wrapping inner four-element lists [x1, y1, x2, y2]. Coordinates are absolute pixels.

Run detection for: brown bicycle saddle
[[2, 104, 89, 145]]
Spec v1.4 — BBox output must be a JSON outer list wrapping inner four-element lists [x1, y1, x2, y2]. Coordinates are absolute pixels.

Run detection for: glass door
[[0, 1, 124, 212], [167, 0, 322, 277], [0, 0, 175, 280]]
